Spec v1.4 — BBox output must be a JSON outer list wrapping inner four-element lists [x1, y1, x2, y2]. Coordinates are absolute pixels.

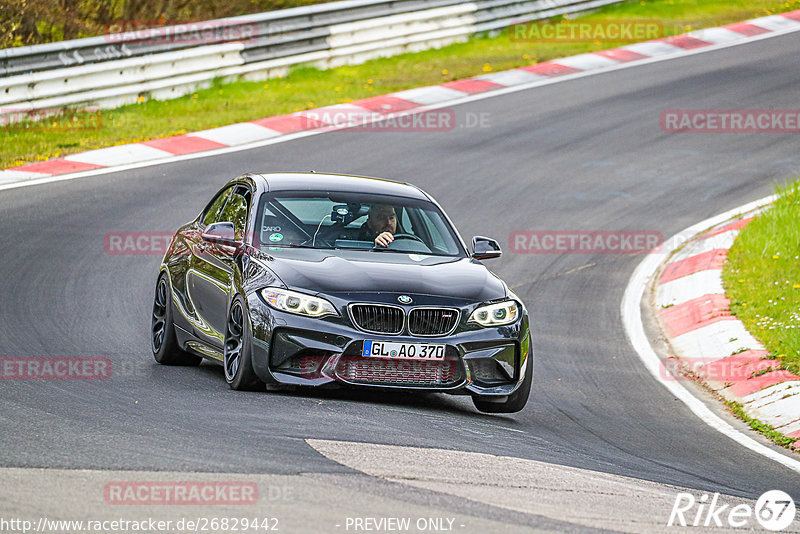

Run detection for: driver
[[359, 203, 397, 247]]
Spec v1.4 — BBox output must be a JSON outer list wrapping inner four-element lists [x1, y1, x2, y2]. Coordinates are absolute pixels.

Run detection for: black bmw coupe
[[151, 172, 533, 413]]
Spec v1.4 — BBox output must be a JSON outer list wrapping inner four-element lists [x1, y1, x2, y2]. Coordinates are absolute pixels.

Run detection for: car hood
[[254, 248, 507, 303]]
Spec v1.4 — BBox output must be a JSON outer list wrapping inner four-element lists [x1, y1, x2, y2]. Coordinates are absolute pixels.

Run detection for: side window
[[218, 185, 251, 241], [202, 187, 233, 226]]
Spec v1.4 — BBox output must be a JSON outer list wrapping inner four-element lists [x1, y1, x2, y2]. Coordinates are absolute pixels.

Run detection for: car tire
[[472, 345, 533, 414], [223, 296, 264, 391], [151, 273, 202, 366]]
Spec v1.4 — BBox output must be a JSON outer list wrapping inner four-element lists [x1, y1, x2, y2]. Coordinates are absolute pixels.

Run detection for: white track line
[[621, 194, 800, 474], [2, 23, 800, 193]]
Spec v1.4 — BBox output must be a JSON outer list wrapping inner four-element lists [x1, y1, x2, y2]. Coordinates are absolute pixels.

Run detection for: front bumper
[[246, 293, 532, 397]]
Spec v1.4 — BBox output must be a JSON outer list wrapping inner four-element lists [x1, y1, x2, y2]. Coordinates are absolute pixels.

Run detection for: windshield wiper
[[332, 245, 373, 251], [263, 244, 326, 249], [331, 245, 455, 257]]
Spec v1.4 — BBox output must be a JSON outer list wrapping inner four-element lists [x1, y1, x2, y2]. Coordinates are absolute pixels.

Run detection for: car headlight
[[468, 300, 519, 327], [261, 288, 338, 318]]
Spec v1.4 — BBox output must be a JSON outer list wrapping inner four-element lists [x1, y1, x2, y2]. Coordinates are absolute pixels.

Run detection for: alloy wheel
[[224, 302, 244, 381], [151, 278, 168, 353]]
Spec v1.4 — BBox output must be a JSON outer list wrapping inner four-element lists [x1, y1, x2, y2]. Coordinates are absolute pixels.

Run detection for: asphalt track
[[1, 30, 800, 531]]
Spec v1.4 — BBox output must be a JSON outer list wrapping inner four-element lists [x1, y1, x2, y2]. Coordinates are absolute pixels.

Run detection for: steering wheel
[[390, 233, 424, 243]]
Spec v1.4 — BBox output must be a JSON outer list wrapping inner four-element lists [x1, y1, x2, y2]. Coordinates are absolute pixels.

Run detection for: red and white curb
[[655, 212, 800, 449], [3, 9, 800, 186], [623, 198, 800, 474]]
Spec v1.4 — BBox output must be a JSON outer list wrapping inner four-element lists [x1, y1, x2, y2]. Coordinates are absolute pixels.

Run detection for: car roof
[[250, 172, 430, 200]]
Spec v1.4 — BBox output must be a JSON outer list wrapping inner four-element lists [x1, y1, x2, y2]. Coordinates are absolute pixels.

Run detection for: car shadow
[[196, 359, 517, 421]]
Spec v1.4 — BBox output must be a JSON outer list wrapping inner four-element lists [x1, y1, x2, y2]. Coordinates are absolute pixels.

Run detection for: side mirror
[[202, 222, 239, 247], [472, 236, 502, 260]]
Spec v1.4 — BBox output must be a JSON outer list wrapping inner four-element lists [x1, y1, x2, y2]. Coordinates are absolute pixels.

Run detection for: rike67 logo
[[669, 490, 796, 531]]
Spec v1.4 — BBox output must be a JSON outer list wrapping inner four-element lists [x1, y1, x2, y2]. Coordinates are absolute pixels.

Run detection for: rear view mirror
[[472, 236, 502, 260], [331, 204, 350, 222]]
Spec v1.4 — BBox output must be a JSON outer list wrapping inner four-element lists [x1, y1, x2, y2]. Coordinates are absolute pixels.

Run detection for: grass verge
[[722, 180, 800, 377], [3, 0, 800, 169], [724, 399, 798, 449]]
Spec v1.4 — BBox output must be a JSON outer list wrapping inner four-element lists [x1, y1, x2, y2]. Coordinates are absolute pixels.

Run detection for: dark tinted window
[[202, 187, 233, 226], [218, 185, 251, 241]]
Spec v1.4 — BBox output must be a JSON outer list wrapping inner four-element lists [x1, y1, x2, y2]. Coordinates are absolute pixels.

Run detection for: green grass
[[722, 180, 800, 377], [724, 398, 798, 449], [4, 0, 800, 169]]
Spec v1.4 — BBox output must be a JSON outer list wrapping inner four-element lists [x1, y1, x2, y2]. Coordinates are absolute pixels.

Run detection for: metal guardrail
[[0, 0, 624, 120], [0, 0, 469, 77], [473, 0, 625, 31]]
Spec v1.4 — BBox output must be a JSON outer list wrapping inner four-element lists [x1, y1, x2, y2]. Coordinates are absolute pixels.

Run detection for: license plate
[[362, 340, 445, 360]]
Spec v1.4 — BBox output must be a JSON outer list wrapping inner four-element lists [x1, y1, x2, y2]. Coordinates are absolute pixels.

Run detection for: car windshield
[[255, 191, 465, 256]]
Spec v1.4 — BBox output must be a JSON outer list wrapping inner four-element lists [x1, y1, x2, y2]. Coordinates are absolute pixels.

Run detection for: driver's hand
[[374, 232, 394, 247]]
